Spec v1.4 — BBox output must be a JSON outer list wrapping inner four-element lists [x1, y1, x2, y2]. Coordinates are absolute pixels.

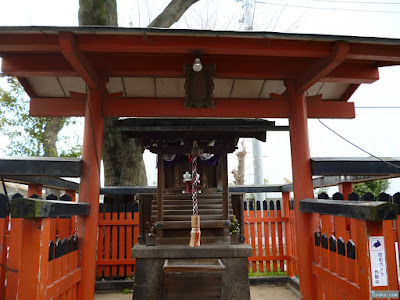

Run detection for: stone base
[[132, 244, 252, 300]]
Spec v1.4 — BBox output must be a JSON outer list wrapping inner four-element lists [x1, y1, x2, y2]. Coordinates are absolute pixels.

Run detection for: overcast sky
[[1, 0, 400, 193]]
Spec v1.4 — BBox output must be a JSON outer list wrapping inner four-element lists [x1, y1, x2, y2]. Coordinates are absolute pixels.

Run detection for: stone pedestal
[[132, 244, 252, 300]]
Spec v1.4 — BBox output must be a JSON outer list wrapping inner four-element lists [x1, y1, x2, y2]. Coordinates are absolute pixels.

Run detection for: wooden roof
[[116, 117, 285, 141], [1, 26, 400, 119]]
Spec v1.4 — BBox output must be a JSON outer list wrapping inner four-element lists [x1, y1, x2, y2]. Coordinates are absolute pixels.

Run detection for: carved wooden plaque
[[184, 64, 215, 109]]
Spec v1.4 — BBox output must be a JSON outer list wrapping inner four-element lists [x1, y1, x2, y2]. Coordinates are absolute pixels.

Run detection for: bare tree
[[78, 0, 200, 187], [149, 0, 199, 28], [232, 140, 246, 185]]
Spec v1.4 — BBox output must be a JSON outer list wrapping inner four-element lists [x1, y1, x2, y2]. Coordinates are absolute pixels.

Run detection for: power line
[[355, 106, 400, 109], [312, 0, 400, 5], [255, 1, 400, 13], [317, 119, 400, 170]]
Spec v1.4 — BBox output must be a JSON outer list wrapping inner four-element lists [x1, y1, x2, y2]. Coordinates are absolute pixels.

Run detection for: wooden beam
[[0, 33, 59, 52], [10, 197, 90, 218], [281, 175, 399, 192], [29, 97, 355, 118], [340, 84, 360, 101], [30, 92, 86, 117], [306, 99, 355, 118], [2, 33, 400, 63], [0, 157, 82, 177], [311, 157, 400, 176], [100, 185, 283, 195], [58, 32, 99, 89], [17, 77, 36, 97], [103, 98, 354, 119], [300, 199, 398, 221], [296, 42, 350, 93], [4, 176, 79, 191], [2, 53, 380, 83]]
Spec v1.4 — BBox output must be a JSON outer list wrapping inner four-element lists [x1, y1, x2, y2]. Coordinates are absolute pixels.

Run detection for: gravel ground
[[95, 285, 300, 300]]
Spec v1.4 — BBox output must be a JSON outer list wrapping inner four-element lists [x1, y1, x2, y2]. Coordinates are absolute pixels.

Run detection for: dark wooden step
[[152, 209, 233, 216], [161, 209, 234, 216], [152, 214, 233, 222], [155, 220, 231, 229], [152, 204, 228, 210], [162, 193, 227, 200], [152, 199, 225, 205], [156, 236, 230, 245]]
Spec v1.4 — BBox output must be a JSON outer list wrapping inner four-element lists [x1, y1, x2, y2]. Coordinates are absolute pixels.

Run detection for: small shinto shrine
[[115, 118, 285, 299]]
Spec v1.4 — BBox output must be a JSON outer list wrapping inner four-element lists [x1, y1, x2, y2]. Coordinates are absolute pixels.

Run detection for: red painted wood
[[282, 192, 294, 277], [277, 208, 284, 272], [270, 213, 278, 272], [250, 209, 257, 273], [76, 80, 106, 299], [0, 216, 6, 299], [287, 79, 315, 299], [296, 42, 350, 93], [256, 218, 264, 273], [59, 32, 100, 89], [47, 268, 82, 299], [111, 208, 118, 277], [17, 218, 50, 299], [103, 209, 111, 278], [118, 207, 126, 277], [3, 52, 380, 83], [2, 32, 400, 64], [97, 208, 104, 279], [5, 219, 23, 300], [125, 209, 133, 277]]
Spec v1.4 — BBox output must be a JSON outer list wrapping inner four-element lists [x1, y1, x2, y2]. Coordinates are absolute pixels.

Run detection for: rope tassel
[[189, 156, 201, 247]]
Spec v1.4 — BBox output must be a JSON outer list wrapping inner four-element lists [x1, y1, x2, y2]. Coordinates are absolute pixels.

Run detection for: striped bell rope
[[191, 156, 198, 216]]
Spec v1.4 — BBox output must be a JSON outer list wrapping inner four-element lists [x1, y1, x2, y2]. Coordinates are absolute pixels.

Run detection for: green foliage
[[0, 77, 81, 157], [248, 271, 286, 277], [352, 179, 390, 197], [231, 215, 240, 234], [122, 288, 130, 294], [315, 187, 328, 195]]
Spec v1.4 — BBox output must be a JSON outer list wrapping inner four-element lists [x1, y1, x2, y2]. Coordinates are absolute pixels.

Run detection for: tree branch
[[148, 0, 199, 28]]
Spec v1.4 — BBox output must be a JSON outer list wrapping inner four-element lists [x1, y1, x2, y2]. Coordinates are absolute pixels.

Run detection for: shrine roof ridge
[[1, 26, 400, 46]]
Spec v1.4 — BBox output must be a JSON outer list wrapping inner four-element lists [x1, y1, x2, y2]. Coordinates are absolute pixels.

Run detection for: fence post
[[356, 218, 399, 298], [5, 217, 22, 300], [66, 189, 77, 236], [283, 191, 294, 277], [15, 187, 51, 299], [0, 195, 8, 299]]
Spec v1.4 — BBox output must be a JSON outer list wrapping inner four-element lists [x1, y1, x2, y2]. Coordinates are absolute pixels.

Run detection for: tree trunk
[[78, 0, 200, 188], [79, 0, 148, 188], [232, 140, 246, 185], [42, 117, 65, 157], [78, 0, 117, 26]]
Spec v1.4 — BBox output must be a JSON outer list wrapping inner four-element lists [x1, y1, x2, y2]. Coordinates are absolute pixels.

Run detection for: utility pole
[[239, 0, 265, 203], [239, 0, 254, 30]]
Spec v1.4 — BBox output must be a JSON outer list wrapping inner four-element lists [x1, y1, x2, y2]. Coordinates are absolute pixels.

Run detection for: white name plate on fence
[[369, 236, 388, 287], [372, 290, 399, 299]]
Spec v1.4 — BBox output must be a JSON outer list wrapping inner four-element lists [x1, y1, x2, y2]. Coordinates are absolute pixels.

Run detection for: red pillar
[[286, 80, 315, 299], [338, 182, 353, 199], [77, 80, 106, 299]]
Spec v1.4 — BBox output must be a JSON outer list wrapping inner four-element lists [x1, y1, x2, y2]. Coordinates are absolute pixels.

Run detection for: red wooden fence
[[0, 192, 82, 300], [310, 191, 400, 299], [244, 200, 286, 273], [96, 202, 139, 279]]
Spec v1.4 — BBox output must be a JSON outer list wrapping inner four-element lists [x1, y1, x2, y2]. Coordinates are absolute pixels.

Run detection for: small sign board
[[369, 236, 388, 287], [371, 290, 399, 299]]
